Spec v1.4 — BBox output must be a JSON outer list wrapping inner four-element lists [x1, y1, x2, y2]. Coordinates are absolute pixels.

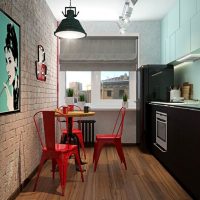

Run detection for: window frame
[[65, 71, 136, 108], [91, 71, 136, 108]]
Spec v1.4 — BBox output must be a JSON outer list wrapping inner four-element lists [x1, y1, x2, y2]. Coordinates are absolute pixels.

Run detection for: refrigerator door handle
[[151, 71, 163, 77]]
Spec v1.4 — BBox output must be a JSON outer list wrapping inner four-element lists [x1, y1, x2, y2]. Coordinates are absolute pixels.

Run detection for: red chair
[[33, 110, 84, 196], [93, 107, 127, 172], [60, 105, 86, 159]]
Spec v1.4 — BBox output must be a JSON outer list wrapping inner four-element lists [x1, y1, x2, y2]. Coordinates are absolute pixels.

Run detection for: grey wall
[[128, 21, 161, 66]]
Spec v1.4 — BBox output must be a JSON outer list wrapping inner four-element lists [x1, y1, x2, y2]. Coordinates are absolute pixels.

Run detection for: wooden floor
[[16, 146, 192, 200]]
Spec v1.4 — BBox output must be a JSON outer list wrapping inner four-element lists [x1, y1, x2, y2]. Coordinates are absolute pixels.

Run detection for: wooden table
[[55, 110, 95, 140]]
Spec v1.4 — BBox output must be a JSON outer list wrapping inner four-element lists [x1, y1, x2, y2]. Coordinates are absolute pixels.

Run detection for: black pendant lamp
[[54, 0, 87, 39]]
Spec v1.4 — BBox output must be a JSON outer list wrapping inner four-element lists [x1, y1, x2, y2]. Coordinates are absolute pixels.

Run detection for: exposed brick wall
[[0, 1, 57, 199]]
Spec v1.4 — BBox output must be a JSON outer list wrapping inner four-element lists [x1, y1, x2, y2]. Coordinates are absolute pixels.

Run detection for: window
[[66, 71, 91, 103], [119, 90, 124, 98], [66, 71, 136, 108], [100, 71, 129, 100], [106, 90, 112, 97]]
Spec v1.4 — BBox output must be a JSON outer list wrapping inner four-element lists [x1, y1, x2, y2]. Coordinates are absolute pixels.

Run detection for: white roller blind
[[60, 36, 138, 71]]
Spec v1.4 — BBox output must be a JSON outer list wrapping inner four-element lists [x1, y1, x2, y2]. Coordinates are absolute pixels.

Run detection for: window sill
[[90, 107, 136, 111], [87, 102, 136, 111]]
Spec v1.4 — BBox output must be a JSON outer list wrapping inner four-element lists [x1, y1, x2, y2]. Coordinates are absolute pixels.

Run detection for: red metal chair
[[93, 107, 127, 172], [60, 105, 86, 159], [33, 110, 84, 196]]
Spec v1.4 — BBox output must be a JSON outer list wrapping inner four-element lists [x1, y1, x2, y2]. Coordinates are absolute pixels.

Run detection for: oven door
[[155, 112, 167, 151]]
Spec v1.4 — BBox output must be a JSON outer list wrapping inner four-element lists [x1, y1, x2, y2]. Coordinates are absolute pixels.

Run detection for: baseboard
[[122, 143, 138, 146], [8, 165, 38, 200], [86, 143, 138, 147]]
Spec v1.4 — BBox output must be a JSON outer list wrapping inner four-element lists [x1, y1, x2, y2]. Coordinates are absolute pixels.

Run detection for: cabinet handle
[[153, 143, 167, 153]]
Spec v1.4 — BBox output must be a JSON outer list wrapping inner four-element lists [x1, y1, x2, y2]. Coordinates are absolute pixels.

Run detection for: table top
[[55, 110, 95, 117]]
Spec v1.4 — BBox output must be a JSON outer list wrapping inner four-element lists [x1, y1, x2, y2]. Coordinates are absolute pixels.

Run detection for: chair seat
[[43, 144, 77, 152], [96, 134, 121, 140]]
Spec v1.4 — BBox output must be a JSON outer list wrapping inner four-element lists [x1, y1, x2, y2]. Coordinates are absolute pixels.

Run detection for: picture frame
[[35, 45, 47, 81], [0, 9, 20, 115]]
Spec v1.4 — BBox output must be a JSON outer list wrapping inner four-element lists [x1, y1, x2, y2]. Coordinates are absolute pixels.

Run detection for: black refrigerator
[[136, 64, 174, 151]]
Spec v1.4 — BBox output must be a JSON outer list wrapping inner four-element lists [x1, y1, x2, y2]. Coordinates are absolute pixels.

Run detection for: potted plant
[[65, 88, 74, 105], [122, 93, 128, 108], [78, 94, 86, 109]]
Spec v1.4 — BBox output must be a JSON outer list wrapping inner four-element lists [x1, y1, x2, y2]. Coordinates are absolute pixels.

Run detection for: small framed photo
[[0, 9, 20, 114]]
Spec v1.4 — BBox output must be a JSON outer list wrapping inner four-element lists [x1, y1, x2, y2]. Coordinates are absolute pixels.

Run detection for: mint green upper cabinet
[[197, 0, 200, 11], [169, 33, 176, 62], [165, 38, 170, 63], [161, 16, 168, 64], [168, 0, 180, 35], [180, 0, 197, 25], [191, 12, 200, 52], [176, 21, 190, 59]]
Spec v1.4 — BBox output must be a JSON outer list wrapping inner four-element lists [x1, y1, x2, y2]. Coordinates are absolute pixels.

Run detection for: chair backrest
[[33, 111, 56, 150], [56, 105, 68, 128], [112, 107, 126, 137]]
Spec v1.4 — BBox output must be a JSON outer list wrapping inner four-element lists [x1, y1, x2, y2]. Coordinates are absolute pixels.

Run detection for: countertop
[[149, 101, 200, 110]]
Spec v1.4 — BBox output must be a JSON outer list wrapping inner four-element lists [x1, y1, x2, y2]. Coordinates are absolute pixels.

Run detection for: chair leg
[[77, 133, 86, 159], [52, 159, 57, 179], [115, 141, 127, 170], [93, 142, 97, 163], [62, 158, 68, 195], [74, 150, 84, 182], [33, 154, 46, 191], [57, 159, 65, 196], [94, 141, 104, 172]]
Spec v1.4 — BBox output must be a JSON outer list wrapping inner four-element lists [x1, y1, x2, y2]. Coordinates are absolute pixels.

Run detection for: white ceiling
[[46, 0, 176, 21]]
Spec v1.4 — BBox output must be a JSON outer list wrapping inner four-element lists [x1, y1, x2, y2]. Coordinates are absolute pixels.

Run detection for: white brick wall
[[0, 1, 57, 199]]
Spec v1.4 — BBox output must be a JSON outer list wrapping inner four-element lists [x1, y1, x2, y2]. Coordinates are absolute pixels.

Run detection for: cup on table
[[84, 106, 89, 113], [63, 106, 67, 114]]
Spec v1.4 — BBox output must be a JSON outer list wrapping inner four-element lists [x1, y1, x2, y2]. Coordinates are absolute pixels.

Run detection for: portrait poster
[[0, 9, 20, 114]]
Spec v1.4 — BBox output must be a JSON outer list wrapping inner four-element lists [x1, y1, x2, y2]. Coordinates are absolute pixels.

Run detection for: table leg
[[67, 117, 85, 168]]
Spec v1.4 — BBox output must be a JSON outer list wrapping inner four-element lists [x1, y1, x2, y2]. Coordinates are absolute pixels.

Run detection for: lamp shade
[[54, 10, 87, 39]]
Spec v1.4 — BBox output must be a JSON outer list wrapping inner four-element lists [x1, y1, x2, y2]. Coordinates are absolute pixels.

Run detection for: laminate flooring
[[16, 146, 192, 200]]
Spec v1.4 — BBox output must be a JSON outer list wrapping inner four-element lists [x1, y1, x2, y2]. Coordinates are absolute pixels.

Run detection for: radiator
[[78, 120, 96, 147]]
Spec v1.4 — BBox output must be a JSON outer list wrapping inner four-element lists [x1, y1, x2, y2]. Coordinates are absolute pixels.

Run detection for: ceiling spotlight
[[118, 0, 138, 34], [120, 27, 126, 34], [54, 0, 87, 39]]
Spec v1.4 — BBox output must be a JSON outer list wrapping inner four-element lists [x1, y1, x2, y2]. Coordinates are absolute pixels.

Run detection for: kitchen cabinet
[[175, 21, 190, 59], [180, 0, 197, 25], [198, 0, 200, 11], [165, 38, 170, 64], [168, 0, 179, 36], [169, 33, 176, 62], [148, 104, 200, 199], [161, 0, 200, 64], [161, 16, 168, 64], [191, 12, 200, 52]]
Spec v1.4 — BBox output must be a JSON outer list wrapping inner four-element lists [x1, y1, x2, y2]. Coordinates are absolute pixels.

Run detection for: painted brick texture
[[0, 1, 57, 199]]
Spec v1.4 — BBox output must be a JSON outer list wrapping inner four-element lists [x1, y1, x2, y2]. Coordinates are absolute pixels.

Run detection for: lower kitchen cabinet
[[148, 104, 200, 199]]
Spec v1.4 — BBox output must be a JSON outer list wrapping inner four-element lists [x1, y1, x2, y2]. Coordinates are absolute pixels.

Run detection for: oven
[[154, 111, 167, 152]]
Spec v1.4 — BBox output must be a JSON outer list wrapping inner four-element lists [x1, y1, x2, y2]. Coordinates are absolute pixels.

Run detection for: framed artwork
[[35, 45, 47, 81], [0, 9, 20, 114]]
